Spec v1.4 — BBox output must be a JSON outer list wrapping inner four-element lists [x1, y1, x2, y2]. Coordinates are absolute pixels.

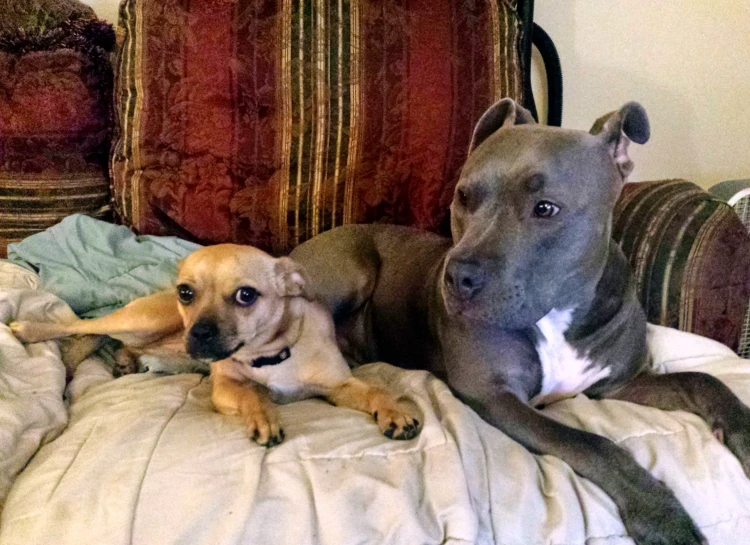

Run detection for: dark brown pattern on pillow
[[112, 0, 524, 254], [0, 17, 115, 257]]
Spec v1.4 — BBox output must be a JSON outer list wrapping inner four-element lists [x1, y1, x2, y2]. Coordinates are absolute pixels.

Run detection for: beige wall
[[84, 0, 749, 189], [82, 0, 118, 26], [532, 1, 750, 189]]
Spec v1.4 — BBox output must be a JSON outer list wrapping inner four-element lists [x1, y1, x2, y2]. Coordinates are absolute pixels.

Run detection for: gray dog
[[291, 98, 750, 545]]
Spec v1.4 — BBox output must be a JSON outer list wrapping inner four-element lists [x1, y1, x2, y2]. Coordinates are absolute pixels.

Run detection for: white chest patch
[[243, 356, 324, 404], [530, 308, 611, 407]]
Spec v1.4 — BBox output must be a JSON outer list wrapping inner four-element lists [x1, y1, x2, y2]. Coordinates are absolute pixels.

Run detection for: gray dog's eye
[[235, 287, 259, 307], [533, 200, 560, 218], [177, 284, 195, 305], [456, 187, 468, 207]]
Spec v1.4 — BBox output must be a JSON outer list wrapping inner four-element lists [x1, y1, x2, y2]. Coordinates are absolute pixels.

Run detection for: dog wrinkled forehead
[[462, 127, 612, 194], [467, 125, 598, 166], [177, 244, 276, 288], [465, 97, 650, 187]]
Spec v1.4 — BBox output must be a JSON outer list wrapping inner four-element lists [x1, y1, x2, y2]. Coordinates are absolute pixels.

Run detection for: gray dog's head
[[443, 98, 650, 328]]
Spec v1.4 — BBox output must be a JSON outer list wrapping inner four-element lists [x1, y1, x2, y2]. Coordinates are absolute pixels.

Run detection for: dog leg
[[113, 347, 140, 378], [211, 366, 284, 447], [58, 335, 110, 377], [39, 335, 138, 379], [604, 371, 750, 477], [325, 377, 421, 440], [10, 291, 182, 347], [475, 389, 706, 545], [290, 227, 379, 318]]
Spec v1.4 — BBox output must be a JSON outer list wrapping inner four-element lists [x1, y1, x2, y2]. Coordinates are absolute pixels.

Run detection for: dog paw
[[244, 406, 284, 447], [373, 407, 421, 441], [621, 483, 706, 545], [113, 348, 139, 378], [716, 408, 750, 478], [8, 321, 30, 342]]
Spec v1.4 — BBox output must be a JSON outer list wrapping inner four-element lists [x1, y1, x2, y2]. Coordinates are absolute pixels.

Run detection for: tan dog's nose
[[189, 319, 219, 342], [186, 318, 229, 360]]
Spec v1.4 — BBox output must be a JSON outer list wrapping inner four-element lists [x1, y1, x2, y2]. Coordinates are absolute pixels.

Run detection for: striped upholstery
[[0, 175, 110, 257], [614, 180, 750, 351], [0, 19, 115, 257], [112, 0, 525, 253]]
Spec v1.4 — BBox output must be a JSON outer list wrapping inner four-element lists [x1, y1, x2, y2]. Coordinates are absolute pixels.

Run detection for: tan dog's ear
[[273, 257, 314, 300]]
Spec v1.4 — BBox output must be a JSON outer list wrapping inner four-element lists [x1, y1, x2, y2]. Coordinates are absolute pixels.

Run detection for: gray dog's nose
[[189, 319, 219, 341], [445, 259, 486, 300]]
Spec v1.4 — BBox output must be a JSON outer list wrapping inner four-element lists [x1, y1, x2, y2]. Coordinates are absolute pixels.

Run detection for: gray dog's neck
[[561, 242, 632, 341]]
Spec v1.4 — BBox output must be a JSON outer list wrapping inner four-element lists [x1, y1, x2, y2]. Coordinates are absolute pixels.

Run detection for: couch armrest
[[613, 179, 750, 352]]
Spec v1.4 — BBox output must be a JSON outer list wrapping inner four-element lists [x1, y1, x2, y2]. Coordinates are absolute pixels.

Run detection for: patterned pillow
[[0, 16, 115, 257], [112, 0, 526, 254], [614, 180, 750, 351]]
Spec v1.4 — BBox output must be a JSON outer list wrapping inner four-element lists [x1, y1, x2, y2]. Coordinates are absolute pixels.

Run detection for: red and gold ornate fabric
[[111, 0, 526, 254], [0, 17, 114, 257]]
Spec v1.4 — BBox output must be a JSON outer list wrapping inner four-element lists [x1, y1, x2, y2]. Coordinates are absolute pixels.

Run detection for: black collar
[[250, 347, 291, 368]]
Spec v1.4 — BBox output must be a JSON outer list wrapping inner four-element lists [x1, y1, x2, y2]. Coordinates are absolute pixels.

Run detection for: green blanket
[[7, 214, 201, 317]]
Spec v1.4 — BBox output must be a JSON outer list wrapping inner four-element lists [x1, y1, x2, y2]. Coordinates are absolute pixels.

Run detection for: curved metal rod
[[531, 22, 563, 127]]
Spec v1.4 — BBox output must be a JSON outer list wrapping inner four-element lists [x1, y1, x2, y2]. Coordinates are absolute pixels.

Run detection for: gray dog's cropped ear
[[589, 102, 650, 180], [469, 98, 536, 153], [273, 257, 314, 300]]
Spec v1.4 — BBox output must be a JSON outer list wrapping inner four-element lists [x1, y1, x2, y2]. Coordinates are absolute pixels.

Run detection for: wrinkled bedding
[[3, 221, 750, 544]]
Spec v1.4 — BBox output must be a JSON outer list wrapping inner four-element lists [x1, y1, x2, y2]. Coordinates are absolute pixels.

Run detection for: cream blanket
[[2, 265, 750, 544]]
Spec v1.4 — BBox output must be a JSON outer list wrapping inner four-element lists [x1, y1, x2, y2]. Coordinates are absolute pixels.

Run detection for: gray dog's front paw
[[113, 347, 139, 378], [717, 407, 750, 478], [620, 484, 706, 545]]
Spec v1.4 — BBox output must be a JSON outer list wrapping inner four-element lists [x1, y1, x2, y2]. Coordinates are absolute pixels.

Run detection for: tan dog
[[10, 244, 421, 446]]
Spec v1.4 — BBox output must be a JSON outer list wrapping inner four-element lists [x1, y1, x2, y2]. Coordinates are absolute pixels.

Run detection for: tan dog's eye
[[177, 284, 195, 305], [235, 286, 259, 307]]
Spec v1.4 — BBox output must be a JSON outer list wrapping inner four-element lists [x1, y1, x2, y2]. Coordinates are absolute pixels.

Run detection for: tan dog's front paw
[[9, 321, 30, 341], [374, 406, 421, 441], [9, 320, 69, 343], [212, 370, 284, 447], [243, 404, 284, 447]]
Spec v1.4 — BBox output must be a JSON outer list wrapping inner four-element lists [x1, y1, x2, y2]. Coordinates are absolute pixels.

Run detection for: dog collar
[[250, 347, 291, 368]]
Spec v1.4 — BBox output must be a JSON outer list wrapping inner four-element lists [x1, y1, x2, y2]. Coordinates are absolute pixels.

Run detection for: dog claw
[[384, 423, 396, 439], [260, 429, 285, 448], [393, 422, 421, 441], [242, 404, 284, 447], [375, 409, 422, 441]]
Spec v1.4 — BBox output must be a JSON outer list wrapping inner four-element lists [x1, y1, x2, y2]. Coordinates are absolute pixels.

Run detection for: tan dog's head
[[175, 244, 312, 362]]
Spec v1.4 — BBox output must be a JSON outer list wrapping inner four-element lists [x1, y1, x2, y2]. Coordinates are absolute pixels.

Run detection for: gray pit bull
[[291, 98, 750, 545]]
